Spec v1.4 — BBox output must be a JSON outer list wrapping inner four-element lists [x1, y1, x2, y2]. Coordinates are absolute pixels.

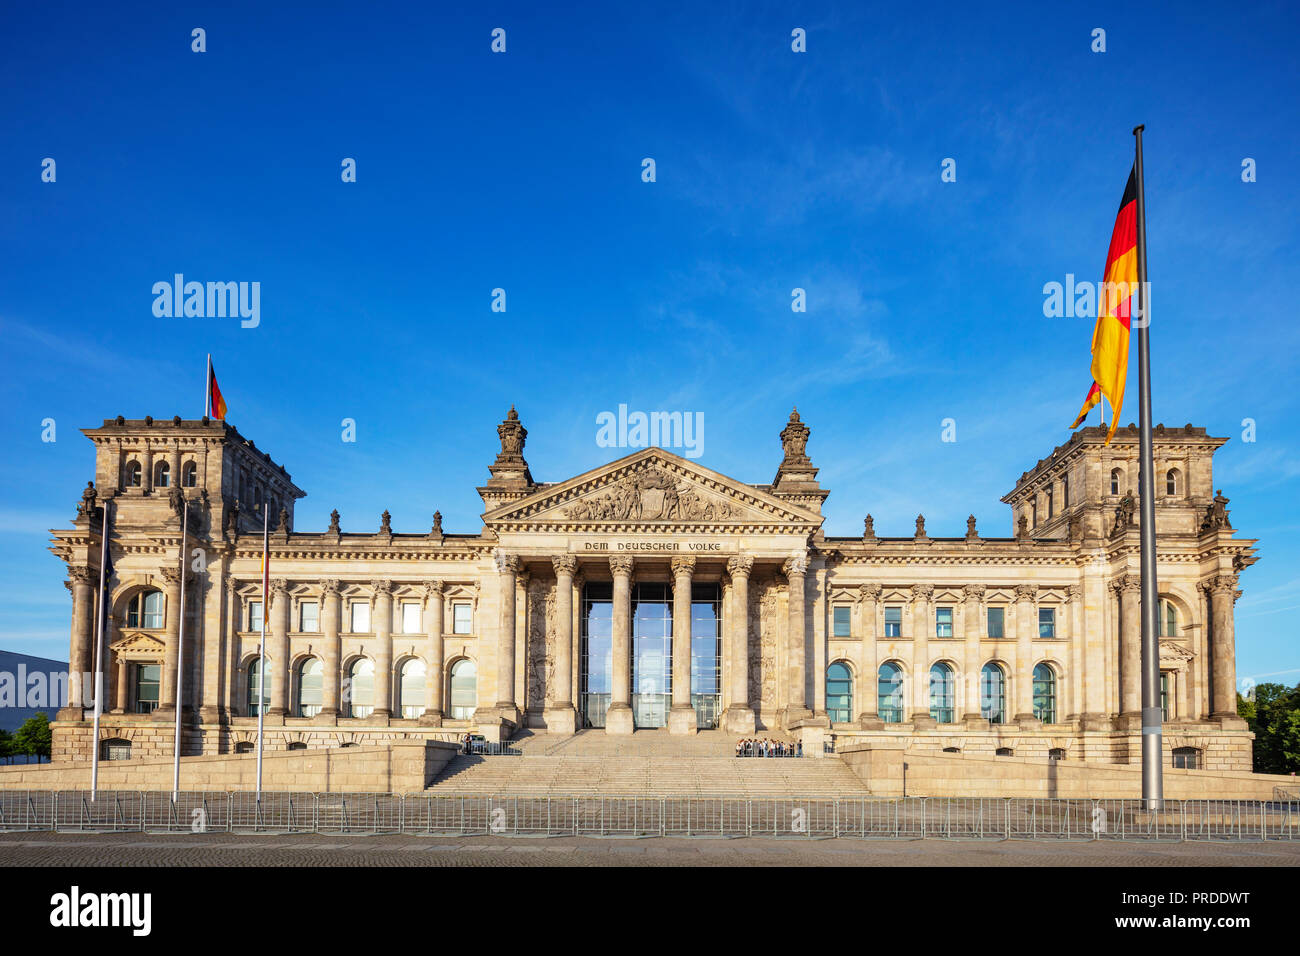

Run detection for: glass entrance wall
[[632, 583, 672, 727], [580, 582, 613, 727], [691, 583, 722, 728]]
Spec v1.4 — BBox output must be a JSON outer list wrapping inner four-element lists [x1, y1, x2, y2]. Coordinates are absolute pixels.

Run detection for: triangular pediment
[[109, 631, 167, 661], [483, 448, 823, 532]]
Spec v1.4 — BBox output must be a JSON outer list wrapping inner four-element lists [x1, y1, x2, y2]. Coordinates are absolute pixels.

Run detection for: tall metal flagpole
[[255, 507, 269, 802], [1133, 125, 1163, 809], [90, 500, 110, 798], [172, 499, 189, 801], [205, 354, 212, 418]]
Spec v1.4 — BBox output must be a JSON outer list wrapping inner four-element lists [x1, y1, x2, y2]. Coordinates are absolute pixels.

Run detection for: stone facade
[[48, 409, 1259, 772]]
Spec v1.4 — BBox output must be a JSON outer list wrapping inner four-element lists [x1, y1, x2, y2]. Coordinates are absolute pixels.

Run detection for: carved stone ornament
[[431, 510, 443, 536], [77, 481, 97, 519], [962, 583, 986, 601], [609, 555, 635, 576], [783, 553, 808, 578], [1201, 489, 1232, 532], [1014, 584, 1037, 602], [494, 550, 519, 575], [915, 514, 927, 539], [727, 555, 754, 578], [327, 509, 340, 533], [779, 407, 811, 464], [563, 465, 736, 523], [322, 579, 341, 596], [965, 514, 978, 539], [497, 405, 527, 458], [551, 555, 578, 576], [857, 582, 882, 603], [911, 583, 934, 603], [379, 510, 392, 535], [1016, 515, 1029, 540], [670, 555, 696, 577], [1112, 489, 1136, 536], [863, 514, 875, 540]]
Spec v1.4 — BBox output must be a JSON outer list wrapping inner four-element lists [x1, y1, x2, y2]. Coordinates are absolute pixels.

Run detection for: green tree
[[12, 712, 52, 763], [0, 728, 12, 764], [1240, 682, 1300, 775]]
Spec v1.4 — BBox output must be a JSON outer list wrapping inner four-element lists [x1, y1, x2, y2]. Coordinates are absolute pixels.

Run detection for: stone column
[[910, 584, 936, 727], [1115, 574, 1141, 721], [668, 556, 698, 735], [142, 447, 155, 494], [606, 555, 635, 734], [372, 580, 393, 719], [321, 580, 342, 719], [962, 584, 986, 725], [158, 566, 183, 714], [857, 583, 882, 726], [267, 578, 290, 718], [1207, 573, 1243, 722], [114, 656, 128, 713], [780, 553, 814, 728], [420, 580, 445, 725], [491, 551, 520, 724], [62, 567, 96, 716], [545, 557, 578, 734], [1013, 584, 1039, 726], [168, 442, 181, 488], [722, 557, 756, 733]]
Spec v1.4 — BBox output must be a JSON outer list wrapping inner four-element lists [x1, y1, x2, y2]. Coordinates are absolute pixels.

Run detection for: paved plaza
[[2, 831, 1297, 867]]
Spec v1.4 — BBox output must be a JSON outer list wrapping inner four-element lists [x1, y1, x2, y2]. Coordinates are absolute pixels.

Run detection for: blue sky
[[1, 1, 1296, 686]]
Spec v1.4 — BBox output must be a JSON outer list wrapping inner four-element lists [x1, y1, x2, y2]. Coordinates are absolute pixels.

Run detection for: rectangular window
[[401, 601, 422, 634], [453, 603, 473, 635], [1160, 672, 1170, 721], [247, 601, 262, 632], [935, 606, 953, 638], [987, 607, 1004, 638], [135, 663, 160, 714], [832, 606, 852, 638], [350, 601, 370, 633], [1038, 607, 1056, 638], [299, 601, 318, 633], [884, 606, 902, 638]]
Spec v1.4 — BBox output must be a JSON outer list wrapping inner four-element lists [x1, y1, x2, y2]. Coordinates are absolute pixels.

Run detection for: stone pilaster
[[419, 580, 445, 726], [544, 557, 578, 734], [781, 552, 825, 731], [320, 580, 342, 720], [856, 583, 883, 728], [267, 578, 290, 719], [606, 555, 635, 735], [668, 555, 697, 735], [157, 566, 183, 715], [1013, 584, 1039, 727], [910, 584, 936, 727], [59, 567, 96, 718], [961, 583, 986, 725], [477, 550, 520, 730], [1207, 573, 1246, 727], [371, 580, 393, 720], [1115, 574, 1141, 723], [722, 556, 756, 734]]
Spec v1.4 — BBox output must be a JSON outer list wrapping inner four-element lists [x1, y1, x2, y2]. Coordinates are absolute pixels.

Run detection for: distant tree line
[[0, 712, 52, 763], [1238, 683, 1300, 774]]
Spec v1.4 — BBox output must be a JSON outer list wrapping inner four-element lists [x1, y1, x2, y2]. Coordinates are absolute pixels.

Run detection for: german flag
[[1071, 166, 1138, 443], [207, 355, 228, 420]]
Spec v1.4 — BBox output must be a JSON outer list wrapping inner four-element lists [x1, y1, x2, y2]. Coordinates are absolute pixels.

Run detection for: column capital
[[783, 552, 808, 578], [1013, 583, 1037, 603], [1064, 584, 1082, 603], [726, 555, 754, 579], [1205, 572, 1239, 596], [670, 555, 696, 578], [424, 579, 444, 597], [1113, 573, 1141, 595], [910, 583, 934, 604], [68, 566, 97, 587], [321, 579, 341, 595], [371, 579, 393, 595], [160, 566, 184, 587], [225, 576, 239, 595], [494, 549, 520, 574], [609, 555, 635, 576], [271, 577, 290, 595], [552, 554, 578, 576], [961, 583, 986, 601], [857, 582, 882, 603]]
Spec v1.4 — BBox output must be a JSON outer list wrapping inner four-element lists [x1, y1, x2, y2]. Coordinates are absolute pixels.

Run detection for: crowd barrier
[[0, 791, 1295, 840]]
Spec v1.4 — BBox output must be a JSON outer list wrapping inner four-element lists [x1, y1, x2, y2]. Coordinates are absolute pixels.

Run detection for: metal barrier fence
[[0, 791, 1296, 840]]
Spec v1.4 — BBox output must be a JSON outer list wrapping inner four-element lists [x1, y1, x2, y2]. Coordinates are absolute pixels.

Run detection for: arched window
[[125, 460, 142, 487], [101, 738, 131, 761], [1062, 473, 1070, 508], [126, 590, 165, 629], [995, 747, 1014, 757], [1032, 663, 1057, 723], [181, 461, 198, 487], [1110, 468, 1121, 495], [287, 741, 307, 751], [1172, 746, 1202, 770], [296, 658, 323, 717], [1160, 599, 1178, 637], [399, 658, 427, 719], [877, 662, 905, 724], [348, 658, 375, 718], [980, 663, 1006, 724], [133, 663, 160, 713], [1165, 468, 1181, 496], [1049, 747, 1067, 760], [247, 658, 267, 716], [929, 663, 955, 723], [826, 662, 852, 724], [154, 460, 170, 488], [235, 741, 253, 754], [448, 659, 477, 720]]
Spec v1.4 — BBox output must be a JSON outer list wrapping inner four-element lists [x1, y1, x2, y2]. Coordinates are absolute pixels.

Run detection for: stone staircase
[[429, 730, 868, 796]]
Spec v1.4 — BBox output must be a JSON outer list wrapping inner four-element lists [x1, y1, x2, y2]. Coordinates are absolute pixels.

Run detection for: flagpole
[[172, 498, 189, 802], [90, 500, 110, 798], [205, 354, 212, 419], [255, 507, 268, 803], [1133, 124, 1163, 809]]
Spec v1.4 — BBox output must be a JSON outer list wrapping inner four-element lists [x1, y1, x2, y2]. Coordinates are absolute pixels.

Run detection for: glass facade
[[632, 583, 672, 728], [297, 658, 322, 717], [1032, 663, 1056, 723], [987, 607, 1004, 638], [135, 663, 160, 714], [980, 663, 1005, 724], [690, 584, 722, 729], [929, 663, 955, 722], [826, 662, 852, 723], [449, 659, 476, 719], [580, 582, 613, 727]]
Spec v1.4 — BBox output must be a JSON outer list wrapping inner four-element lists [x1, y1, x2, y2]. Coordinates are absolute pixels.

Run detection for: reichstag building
[[49, 408, 1258, 771]]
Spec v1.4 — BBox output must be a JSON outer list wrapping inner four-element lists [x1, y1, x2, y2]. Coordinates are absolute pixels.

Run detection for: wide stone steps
[[430, 754, 867, 796]]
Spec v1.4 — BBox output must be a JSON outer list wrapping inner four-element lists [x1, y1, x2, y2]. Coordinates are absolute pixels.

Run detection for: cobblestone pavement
[[1, 832, 1297, 866]]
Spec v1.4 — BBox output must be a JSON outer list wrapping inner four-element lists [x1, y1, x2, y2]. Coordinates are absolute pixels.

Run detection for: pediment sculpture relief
[[563, 466, 737, 522]]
